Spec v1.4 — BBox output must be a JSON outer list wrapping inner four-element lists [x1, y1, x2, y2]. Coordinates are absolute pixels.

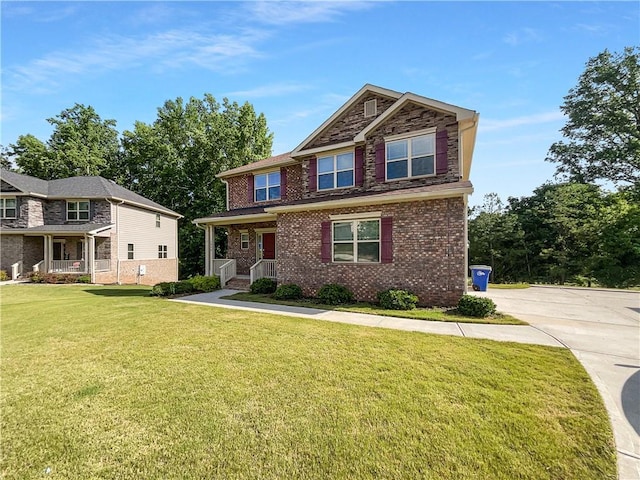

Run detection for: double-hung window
[[0, 198, 17, 219], [127, 244, 134, 260], [318, 152, 354, 190], [255, 172, 280, 201], [386, 133, 435, 180], [240, 232, 249, 250], [333, 219, 380, 263], [67, 200, 90, 221]]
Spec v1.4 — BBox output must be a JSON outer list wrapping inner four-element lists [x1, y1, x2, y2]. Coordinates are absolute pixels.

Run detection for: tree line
[[470, 47, 639, 287]]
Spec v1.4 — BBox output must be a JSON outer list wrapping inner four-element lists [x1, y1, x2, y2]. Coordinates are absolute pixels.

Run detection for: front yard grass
[[0, 285, 616, 479], [222, 292, 526, 325]]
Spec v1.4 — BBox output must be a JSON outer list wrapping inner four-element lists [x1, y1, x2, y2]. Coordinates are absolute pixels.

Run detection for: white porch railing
[[50, 260, 86, 273], [212, 259, 232, 276], [11, 261, 23, 280], [94, 259, 111, 272], [33, 260, 44, 273], [250, 259, 276, 284], [219, 259, 237, 287]]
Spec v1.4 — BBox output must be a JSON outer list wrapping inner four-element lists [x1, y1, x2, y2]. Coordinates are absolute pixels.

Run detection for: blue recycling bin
[[470, 265, 492, 291]]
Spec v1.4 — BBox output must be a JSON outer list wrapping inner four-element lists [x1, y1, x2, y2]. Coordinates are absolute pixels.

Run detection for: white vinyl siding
[[117, 204, 178, 260]]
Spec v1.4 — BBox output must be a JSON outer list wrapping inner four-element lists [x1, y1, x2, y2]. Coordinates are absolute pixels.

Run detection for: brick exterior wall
[[227, 165, 303, 210], [276, 198, 466, 307], [95, 258, 178, 285], [226, 221, 277, 275], [1, 235, 23, 273]]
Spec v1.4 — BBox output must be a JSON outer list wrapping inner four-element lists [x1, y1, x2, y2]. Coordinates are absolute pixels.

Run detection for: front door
[[53, 241, 63, 260], [262, 233, 275, 260]]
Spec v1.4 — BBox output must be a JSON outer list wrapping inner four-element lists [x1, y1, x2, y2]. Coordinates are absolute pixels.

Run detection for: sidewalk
[[171, 289, 564, 348]]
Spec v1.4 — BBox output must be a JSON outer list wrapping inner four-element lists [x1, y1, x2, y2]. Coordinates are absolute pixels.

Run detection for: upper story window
[[127, 243, 134, 260], [386, 133, 435, 181], [156, 214, 161, 228], [333, 219, 380, 263], [0, 198, 17, 219], [318, 152, 354, 190], [67, 200, 90, 221], [255, 172, 280, 202]]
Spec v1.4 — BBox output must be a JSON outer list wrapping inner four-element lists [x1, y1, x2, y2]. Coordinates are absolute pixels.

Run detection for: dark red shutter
[[247, 174, 254, 203], [321, 221, 332, 262], [375, 143, 385, 182], [381, 217, 393, 263], [354, 146, 364, 186], [308, 157, 317, 192], [436, 129, 448, 175], [280, 167, 287, 200]]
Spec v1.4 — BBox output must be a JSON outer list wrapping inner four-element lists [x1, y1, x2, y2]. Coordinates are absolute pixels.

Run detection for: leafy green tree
[[546, 47, 640, 188], [0, 145, 15, 170], [10, 104, 120, 179], [119, 94, 273, 277]]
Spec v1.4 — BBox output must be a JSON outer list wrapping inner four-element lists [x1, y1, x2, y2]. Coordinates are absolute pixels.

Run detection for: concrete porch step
[[225, 277, 251, 291]]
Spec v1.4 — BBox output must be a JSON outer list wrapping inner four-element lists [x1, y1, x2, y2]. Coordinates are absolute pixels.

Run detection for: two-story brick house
[[0, 170, 181, 285], [194, 84, 479, 306]]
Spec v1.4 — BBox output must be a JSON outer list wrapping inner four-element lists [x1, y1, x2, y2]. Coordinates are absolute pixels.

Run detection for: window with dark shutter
[[381, 217, 393, 263], [375, 143, 385, 182], [321, 221, 331, 262], [436, 129, 448, 175], [308, 157, 317, 192], [355, 146, 364, 187]]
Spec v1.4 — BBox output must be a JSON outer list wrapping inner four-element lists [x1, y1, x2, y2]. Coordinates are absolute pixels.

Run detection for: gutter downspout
[[106, 198, 125, 284]]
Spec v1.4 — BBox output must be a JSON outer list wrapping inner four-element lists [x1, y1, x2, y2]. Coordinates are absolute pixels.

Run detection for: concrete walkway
[[172, 289, 564, 347]]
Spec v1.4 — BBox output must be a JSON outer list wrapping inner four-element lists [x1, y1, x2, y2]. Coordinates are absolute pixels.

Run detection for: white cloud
[[480, 111, 565, 132], [503, 27, 544, 46], [247, 1, 374, 25]]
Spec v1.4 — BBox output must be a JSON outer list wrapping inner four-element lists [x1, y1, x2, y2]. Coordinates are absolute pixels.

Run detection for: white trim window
[[333, 219, 380, 263], [127, 243, 134, 260], [318, 152, 354, 190], [255, 172, 280, 201], [240, 232, 249, 250], [67, 200, 90, 221], [0, 198, 17, 219], [386, 133, 435, 180], [158, 245, 168, 259], [156, 214, 161, 228]]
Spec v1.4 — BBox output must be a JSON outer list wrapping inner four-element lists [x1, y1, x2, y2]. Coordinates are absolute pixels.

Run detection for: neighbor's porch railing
[[218, 259, 237, 287], [11, 260, 23, 280], [33, 260, 44, 273], [250, 259, 276, 284], [50, 260, 86, 273]]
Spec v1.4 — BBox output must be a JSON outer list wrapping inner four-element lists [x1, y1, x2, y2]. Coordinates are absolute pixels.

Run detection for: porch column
[[88, 235, 96, 283], [204, 225, 211, 276], [44, 235, 53, 273], [83, 235, 89, 273], [210, 225, 216, 265]]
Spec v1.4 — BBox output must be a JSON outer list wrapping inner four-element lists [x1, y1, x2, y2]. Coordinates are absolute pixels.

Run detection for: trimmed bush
[[377, 289, 418, 310], [150, 280, 194, 297], [76, 275, 91, 284], [250, 277, 277, 294], [457, 294, 497, 318], [317, 283, 354, 305], [273, 283, 303, 300], [0, 270, 8, 281], [188, 275, 220, 293]]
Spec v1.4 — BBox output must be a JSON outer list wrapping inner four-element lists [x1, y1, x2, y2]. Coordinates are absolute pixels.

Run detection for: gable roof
[[216, 152, 296, 179], [0, 169, 181, 217]]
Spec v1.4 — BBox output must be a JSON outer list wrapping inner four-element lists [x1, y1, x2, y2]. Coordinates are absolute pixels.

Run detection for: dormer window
[[255, 172, 280, 202], [67, 200, 90, 221], [0, 198, 17, 219]]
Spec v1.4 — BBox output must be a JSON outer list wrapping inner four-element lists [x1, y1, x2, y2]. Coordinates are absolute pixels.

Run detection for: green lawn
[[1, 285, 616, 479], [222, 292, 526, 325]]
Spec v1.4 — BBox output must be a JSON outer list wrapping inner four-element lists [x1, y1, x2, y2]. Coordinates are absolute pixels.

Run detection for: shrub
[[377, 289, 418, 310], [317, 283, 354, 305], [0, 270, 8, 281], [150, 280, 194, 297], [188, 275, 220, 292], [76, 275, 91, 284], [457, 294, 497, 318], [273, 283, 303, 300], [26, 271, 44, 283], [250, 277, 277, 294]]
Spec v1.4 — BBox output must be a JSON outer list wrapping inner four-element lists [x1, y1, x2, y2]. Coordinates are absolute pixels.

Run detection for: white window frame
[[0, 197, 17, 219], [317, 151, 354, 191], [127, 243, 134, 260], [332, 218, 381, 264], [385, 130, 436, 181], [240, 232, 249, 250], [254, 171, 281, 202], [158, 245, 168, 259], [67, 200, 90, 221], [156, 214, 161, 228]]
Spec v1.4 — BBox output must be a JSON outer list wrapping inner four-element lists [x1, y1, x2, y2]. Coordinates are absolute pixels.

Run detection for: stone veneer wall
[[226, 221, 277, 275], [276, 197, 466, 307], [44, 199, 111, 225], [0, 196, 46, 229]]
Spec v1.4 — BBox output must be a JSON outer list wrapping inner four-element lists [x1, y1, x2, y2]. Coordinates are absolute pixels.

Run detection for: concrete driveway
[[478, 286, 640, 480]]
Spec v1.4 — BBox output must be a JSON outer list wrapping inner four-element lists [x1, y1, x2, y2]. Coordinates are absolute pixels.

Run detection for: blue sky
[[2, 1, 638, 206]]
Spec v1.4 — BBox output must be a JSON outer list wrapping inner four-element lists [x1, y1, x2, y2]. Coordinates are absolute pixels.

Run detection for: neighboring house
[[194, 84, 479, 306], [0, 170, 181, 285]]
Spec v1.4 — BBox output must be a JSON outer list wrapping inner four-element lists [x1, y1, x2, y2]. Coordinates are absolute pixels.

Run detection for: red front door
[[263, 233, 275, 259]]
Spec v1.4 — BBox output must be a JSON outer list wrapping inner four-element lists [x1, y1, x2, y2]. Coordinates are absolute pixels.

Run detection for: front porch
[[211, 258, 276, 287]]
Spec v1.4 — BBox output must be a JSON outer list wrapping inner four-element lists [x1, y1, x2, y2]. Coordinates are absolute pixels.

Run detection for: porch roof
[[194, 181, 473, 225], [0, 223, 113, 235]]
